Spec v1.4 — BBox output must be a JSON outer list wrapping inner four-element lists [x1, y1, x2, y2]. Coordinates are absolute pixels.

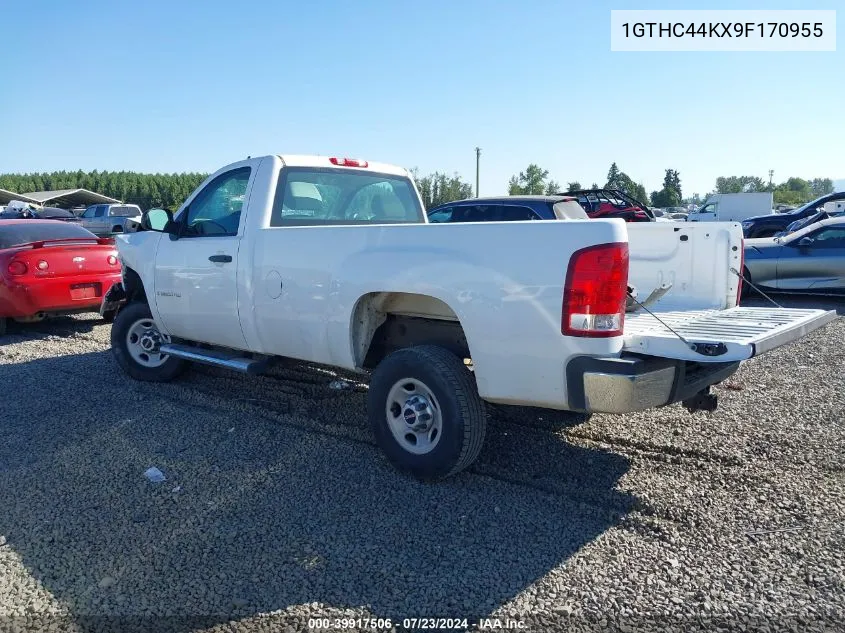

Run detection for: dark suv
[[426, 195, 588, 223], [742, 191, 845, 238]]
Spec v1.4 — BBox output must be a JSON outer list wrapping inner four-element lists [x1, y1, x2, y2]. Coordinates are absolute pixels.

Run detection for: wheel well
[[123, 268, 147, 303], [352, 292, 471, 369]]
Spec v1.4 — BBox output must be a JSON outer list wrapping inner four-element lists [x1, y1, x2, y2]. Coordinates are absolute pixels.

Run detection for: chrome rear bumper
[[567, 354, 740, 414]]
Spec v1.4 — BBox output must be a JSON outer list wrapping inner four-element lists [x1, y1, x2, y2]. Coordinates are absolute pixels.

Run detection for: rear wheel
[[368, 345, 486, 480], [111, 301, 186, 381]]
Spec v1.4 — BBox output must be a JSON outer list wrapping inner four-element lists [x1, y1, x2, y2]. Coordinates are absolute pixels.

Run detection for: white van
[[687, 192, 774, 222]]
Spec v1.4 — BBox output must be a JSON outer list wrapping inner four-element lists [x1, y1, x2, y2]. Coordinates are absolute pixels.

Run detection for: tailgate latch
[[688, 342, 728, 357]]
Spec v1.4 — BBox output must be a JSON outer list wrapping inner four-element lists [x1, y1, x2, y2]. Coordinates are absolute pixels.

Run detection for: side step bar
[[159, 343, 271, 375]]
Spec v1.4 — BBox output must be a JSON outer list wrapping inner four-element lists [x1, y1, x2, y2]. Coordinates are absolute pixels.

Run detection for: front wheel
[[110, 301, 186, 382], [368, 345, 487, 481]]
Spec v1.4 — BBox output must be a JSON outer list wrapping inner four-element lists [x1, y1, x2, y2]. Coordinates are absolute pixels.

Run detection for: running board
[[160, 343, 271, 374]]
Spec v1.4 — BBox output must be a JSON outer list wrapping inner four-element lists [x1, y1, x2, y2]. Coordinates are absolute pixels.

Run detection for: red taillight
[[329, 157, 368, 168], [562, 242, 629, 338], [7, 260, 28, 276], [736, 239, 745, 305], [107, 255, 118, 266]]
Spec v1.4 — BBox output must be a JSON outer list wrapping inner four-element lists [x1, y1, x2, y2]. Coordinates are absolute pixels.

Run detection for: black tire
[[368, 345, 486, 480], [102, 309, 117, 323], [111, 301, 186, 382]]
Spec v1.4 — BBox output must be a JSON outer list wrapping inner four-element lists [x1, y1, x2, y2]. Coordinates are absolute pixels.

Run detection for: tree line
[[0, 165, 835, 213], [504, 163, 836, 209], [0, 168, 472, 213], [712, 175, 833, 206], [0, 170, 208, 211]]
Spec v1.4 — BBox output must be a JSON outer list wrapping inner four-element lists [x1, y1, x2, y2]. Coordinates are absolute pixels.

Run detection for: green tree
[[508, 164, 550, 195], [544, 180, 560, 195], [566, 181, 582, 192], [715, 176, 766, 193], [605, 163, 623, 189], [650, 169, 683, 207], [411, 169, 473, 209], [809, 178, 834, 197]]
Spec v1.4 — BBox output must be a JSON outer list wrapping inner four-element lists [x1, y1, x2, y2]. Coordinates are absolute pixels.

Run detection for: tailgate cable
[[626, 290, 729, 357], [626, 290, 701, 354], [729, 267, 783, 308]]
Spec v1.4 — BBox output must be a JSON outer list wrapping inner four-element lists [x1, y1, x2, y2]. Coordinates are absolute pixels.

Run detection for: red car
[[0, 220, 122, 335]]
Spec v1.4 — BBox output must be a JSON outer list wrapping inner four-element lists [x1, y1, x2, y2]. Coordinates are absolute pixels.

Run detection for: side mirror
[[141, 208, 176, 234], [797, 236, 813, 248]]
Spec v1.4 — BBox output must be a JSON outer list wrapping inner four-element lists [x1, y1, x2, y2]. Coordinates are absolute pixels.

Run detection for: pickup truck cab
[[79, 203, 143, 236], [103, 154, 837, 480]]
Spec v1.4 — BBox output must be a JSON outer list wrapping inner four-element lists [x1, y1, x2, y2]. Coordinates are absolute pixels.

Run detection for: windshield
[[789, 194, 836, 215], [109, 206, 141, 217], [0, 222, 97, 249]]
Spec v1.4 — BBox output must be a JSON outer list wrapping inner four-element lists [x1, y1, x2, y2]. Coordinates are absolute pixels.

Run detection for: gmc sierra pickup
[[102, 154, 837, 480]]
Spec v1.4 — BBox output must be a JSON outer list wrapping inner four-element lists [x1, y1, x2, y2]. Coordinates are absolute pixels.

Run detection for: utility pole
[[475, 147, 481, 197], [768, 169, 774, 188]]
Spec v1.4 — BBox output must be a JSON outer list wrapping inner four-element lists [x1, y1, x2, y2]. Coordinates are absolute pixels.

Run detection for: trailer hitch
[[682, 387, 718, 413]]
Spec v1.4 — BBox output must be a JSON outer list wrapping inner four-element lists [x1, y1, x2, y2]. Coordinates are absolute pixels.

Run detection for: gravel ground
[[0, 296, 843, 633]]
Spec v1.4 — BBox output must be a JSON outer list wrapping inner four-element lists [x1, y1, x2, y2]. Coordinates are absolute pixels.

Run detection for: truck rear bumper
[[566, 354, 740, 414]]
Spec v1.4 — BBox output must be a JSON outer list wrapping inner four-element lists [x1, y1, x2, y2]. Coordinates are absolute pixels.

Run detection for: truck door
[[690, 200, 717, 222], [153, 165, 254, 350], [776, 225, 845, 291]]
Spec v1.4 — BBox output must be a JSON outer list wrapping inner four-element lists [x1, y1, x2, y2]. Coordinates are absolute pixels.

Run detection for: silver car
[[743, 216, 845, 296], [79, 203, 143, 236]]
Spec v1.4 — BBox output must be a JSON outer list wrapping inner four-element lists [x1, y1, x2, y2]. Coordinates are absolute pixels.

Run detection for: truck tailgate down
[[623, 307, 837, 362]]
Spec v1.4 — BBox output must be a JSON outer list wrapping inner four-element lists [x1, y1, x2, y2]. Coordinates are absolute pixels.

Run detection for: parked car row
[[0, 202, 144, 237], [0, 205, 81, 223], [741, 191, 845, 238]]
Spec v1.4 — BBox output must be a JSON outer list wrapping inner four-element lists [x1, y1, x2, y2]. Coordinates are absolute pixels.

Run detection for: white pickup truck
[[102, 155, 837, 480]]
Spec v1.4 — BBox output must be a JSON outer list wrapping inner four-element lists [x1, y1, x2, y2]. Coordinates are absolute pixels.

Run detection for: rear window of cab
[[270, 167, 424, 227]]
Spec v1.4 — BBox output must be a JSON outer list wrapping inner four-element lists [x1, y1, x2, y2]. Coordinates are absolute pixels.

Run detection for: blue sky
[[1, 0, 841, 197]]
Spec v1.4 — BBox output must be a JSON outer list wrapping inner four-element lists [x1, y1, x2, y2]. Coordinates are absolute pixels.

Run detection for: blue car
[[741, 191, 845, 238], [426, 195, 589, 223]]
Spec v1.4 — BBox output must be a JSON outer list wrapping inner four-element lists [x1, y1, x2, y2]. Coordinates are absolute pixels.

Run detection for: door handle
[[209, 254, 232, 263]]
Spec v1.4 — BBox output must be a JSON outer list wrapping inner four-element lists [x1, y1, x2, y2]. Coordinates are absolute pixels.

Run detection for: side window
[[449, 205, 498, 222], [427, 207, 453, 223], [699, 203, 717, 214], [183, 167, 251, 237], [94, 205, 107, 217], [81, 206, 97, 218], [807, 227, 845, 248], [499, 205, 540, 221]]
